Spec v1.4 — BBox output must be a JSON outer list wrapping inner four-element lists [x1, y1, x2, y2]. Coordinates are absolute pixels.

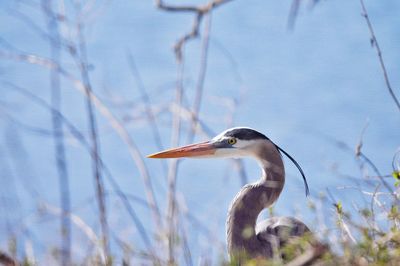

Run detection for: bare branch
[[126, 53, 168, 178], [186, 12, 212, 144], [40, 202, 104, 262], [41, 1, 72, 264], [359, 0, 400, 111], [2, 82, 159, 260], [285, 243, 328, 266], [127, 53, 165, 151], [0, 50, 163, 229], [71, 9, 110, 260], [287, 0, 301, 30], [156, 0, 233, 13], [155, 0, 234, 61], [166, 54, 186, 265]]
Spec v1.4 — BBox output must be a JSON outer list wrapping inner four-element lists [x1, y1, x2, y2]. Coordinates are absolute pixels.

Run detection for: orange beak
[[147, 141, 216, 159]]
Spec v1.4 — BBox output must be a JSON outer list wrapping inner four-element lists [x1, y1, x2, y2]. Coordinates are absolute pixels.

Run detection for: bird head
[[147, 127, 309, 195], [147, 127, 268, 159]]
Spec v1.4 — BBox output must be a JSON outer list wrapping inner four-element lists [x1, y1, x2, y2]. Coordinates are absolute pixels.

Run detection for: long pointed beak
[[147, 141, 216, 159]]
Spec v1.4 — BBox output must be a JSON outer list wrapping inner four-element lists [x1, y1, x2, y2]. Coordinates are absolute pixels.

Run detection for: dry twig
[[2, 82, 159, 262], [359, 0, 400, 111], [0, 50, 162, 228], [41, 1, 72, 264], [155, 0, 233, 61], [186, 13, 212, 144], [72, 8, 110, 260]]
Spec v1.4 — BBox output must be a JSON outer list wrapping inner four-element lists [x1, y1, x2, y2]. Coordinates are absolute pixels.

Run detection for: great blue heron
[[148, 127, 313, 262]]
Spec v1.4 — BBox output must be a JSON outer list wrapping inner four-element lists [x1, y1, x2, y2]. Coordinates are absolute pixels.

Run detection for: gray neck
[[226, 141, 285, 258]]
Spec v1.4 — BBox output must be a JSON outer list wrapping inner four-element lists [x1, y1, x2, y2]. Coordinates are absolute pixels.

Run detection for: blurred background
[[0, 0, 399, 265]]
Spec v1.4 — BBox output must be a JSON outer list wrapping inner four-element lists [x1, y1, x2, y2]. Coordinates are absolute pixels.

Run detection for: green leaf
[[393, 171, 400, 180], [335, 201, 343, 214]]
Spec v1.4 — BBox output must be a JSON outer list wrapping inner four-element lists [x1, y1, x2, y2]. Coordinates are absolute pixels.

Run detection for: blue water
[[0, 0, 399, 264]]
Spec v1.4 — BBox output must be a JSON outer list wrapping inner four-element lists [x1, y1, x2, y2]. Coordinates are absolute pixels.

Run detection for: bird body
[[148, 127, 311, 262]]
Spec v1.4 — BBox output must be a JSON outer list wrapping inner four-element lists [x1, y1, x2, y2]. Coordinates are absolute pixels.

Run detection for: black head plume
[[274, 144, 310, 196]]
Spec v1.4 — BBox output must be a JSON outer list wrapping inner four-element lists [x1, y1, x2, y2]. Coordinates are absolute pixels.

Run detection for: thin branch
[[126, 53, 168, 180], [318, 129, 397, 199], [166, 51, 186, 265], [369, 184, 380, 240], [155, 0, 234, 61], [41, 1, 71, 264], [73, 10, 110, 261], [112, 235, 162, 264], [5, 6, 77, 56], [40, 202, 104, 262], [2, 82, 159, 260], [186, 12, 212, 144], [155, 0, 233, 14], [359, 0, 400, 111], [285, 243, 327, 266], [287, 0, 322, 30], [358, 152, 396, 199], [155, 1, 199, 13], [174, 13, 203, 62], [287, 0, 301, 30], [178, 213, 193, 266], [0, 51, 163, 229], [353, 121, 394, 195], [127, 53, 165, 152]]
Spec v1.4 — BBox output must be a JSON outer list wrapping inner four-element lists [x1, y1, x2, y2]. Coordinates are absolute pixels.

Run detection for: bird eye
[[227, 138, 237, 145]]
